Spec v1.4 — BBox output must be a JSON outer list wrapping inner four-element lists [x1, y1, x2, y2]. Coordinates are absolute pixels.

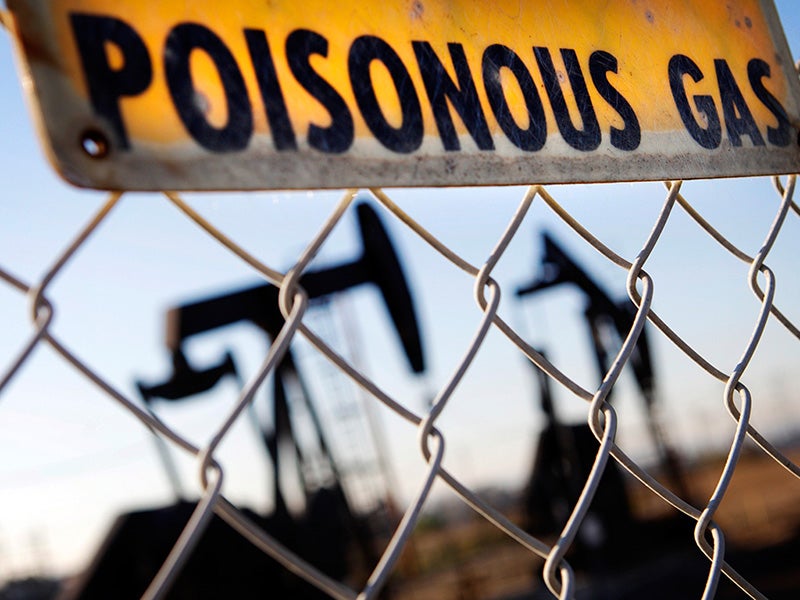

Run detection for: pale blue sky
[[0, 1, 799, 582]]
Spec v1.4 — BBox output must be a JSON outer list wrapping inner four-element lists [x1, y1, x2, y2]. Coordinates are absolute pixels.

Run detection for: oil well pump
[[64, 202, 425, 599], [517, 231, 689, 574]]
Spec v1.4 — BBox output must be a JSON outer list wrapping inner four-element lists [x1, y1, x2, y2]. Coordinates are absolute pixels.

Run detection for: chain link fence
[[0, 173, 799, 599], [2, 5, 800, 600]]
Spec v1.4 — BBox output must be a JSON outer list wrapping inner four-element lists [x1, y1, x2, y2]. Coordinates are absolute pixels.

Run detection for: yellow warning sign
[[7, 0, 800, 190]]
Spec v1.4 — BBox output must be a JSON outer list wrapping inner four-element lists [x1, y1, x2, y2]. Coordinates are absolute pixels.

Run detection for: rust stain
[[410, 0, 424, 20]]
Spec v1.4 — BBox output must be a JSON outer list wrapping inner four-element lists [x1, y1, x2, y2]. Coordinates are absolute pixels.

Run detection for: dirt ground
[[388, 444, 800, 600]]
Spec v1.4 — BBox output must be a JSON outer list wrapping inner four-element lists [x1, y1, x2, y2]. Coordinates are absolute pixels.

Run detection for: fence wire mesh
[[0, 173, 799, 600], [2, 5, 800, 598]]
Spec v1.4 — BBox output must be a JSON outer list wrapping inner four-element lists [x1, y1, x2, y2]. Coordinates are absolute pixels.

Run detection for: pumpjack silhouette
[[517, 232, 692, 578], [63, 202, 424, 600], [518, 234, 800, 599]]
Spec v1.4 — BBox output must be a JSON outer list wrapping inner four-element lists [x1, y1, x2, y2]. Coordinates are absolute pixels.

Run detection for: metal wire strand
[[0, 175, 798, 600]]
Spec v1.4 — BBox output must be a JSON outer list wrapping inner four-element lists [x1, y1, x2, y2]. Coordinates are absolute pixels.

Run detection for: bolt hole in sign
[[6, 0, 800, 191]]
